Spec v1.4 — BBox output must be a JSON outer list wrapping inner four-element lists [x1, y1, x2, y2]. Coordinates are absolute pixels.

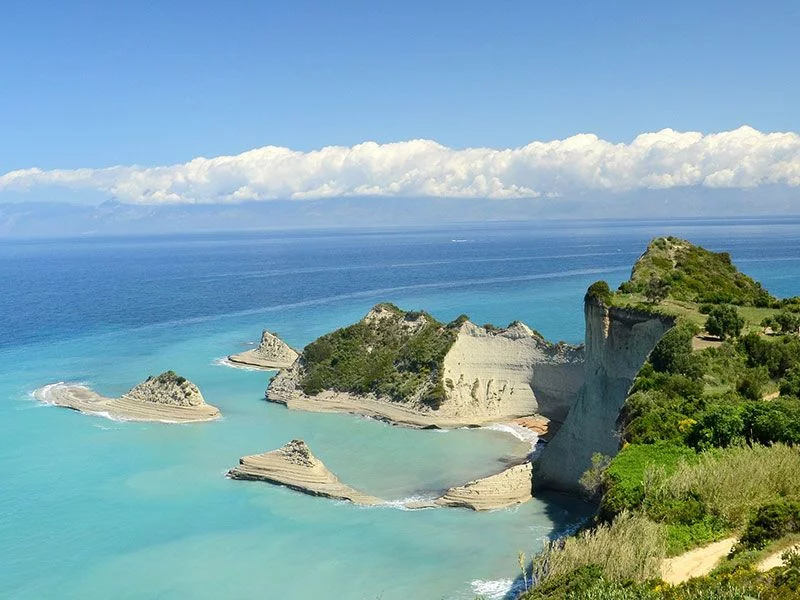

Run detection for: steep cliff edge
[[535, 298, 675, 493], [443, 321, 583, 423], [267, 304, 584, 427]]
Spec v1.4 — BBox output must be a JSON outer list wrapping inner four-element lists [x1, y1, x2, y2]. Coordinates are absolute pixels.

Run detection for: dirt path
[[660, 538, 737, 585], [762, 391, 780, 401], [691, 336, 723, 351], [757, 544, 800, 572]]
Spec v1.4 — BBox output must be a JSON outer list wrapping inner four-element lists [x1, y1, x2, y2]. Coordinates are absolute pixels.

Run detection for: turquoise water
[[1, 218, 799, 599]]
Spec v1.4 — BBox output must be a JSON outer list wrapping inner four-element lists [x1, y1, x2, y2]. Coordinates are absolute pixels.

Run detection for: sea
[[1, 217, 799, 600]]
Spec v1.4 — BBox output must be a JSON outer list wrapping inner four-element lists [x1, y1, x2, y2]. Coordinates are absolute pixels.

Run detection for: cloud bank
[[2, 126, 799, 204]]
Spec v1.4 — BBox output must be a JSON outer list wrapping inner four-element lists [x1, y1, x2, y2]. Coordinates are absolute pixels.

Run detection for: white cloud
[[2, 126, 800, 204]]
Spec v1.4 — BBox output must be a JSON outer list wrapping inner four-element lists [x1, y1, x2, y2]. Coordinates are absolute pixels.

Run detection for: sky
[[1, 1, 799, 212]]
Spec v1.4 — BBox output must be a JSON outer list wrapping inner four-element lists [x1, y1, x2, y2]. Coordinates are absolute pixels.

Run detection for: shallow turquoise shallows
[[1, 218, 799, 599]]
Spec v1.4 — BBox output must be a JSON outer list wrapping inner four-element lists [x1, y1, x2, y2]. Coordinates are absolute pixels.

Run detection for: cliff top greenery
[[299, 304, 461, 408], [524, 238, 800, 600], [621, 236, 774, 306]]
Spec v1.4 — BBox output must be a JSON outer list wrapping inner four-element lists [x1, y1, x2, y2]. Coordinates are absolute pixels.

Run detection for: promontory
[[266, 304, 584, 429]]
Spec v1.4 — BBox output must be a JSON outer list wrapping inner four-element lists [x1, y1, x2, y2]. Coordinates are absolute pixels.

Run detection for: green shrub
[[740, 500, 800, 549], [687, 404, 745, 450], [741, 398, 800, 445], [587, 280, 614, 305], [299, 305, 457, 408], [705, 305, 745, 340], [649, 323, 699, 376], [736, 367, 769, 401], [599, 443, 696, 519], [780, 366, 800, 398]]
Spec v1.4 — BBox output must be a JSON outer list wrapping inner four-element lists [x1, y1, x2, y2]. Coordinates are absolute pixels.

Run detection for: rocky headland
[[228, 330, 299, 369], [228, 439, 535, 511], [266, 304, 584, 429], [34, 371, 220, 422]]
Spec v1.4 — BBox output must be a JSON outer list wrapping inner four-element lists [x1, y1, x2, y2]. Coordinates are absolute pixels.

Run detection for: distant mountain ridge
[[2, 187, 799, 238]]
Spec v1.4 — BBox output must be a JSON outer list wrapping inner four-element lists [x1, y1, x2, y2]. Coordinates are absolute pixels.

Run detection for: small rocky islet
[[34, 370, 220, 423]]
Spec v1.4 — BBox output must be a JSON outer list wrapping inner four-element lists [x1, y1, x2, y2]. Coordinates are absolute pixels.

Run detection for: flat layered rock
[[227, 440, 383, 506], [435, 461, 533, 511], [229, 440, 535, 511], [34, 372, 220, 423], [229, 330, 298, 369]]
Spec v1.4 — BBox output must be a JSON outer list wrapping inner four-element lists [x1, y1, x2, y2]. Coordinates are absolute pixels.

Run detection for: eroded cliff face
[[534, 299, 674, 493], [442, 321, 584, 422], [267, 315, 585, 427]]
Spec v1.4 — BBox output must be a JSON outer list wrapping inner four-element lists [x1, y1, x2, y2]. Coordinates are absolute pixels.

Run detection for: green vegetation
[[740, 500, 800, 550], [299, 304, 459, 408], [519, 237, 800, 600], [587, 280, 614, 305], [149, 370, 187, 385], [704, 305, 745, 340], [618, 237, 774, 307]]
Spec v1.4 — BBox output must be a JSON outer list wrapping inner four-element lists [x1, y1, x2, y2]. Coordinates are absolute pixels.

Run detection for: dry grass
[[531, 512, 666, 584], [652, 443, 800, 526]]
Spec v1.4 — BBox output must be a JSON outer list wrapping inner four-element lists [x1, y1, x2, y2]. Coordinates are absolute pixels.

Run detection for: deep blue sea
[[1, 218, 799, 599]]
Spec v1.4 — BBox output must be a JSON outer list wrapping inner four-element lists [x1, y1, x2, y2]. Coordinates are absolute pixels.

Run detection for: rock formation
[[534, 298, 674, 493], [228, 330, 299, 369], [434, 461, 533, 511], [34, 371, 220, 422], [228, 439, 535, 511], [227, 440, 382, 505], [267, 306, 584, 428], [442, 321, 584, 423]]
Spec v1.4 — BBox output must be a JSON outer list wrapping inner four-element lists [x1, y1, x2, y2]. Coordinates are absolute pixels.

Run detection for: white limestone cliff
[[534, 298, 675, 493]]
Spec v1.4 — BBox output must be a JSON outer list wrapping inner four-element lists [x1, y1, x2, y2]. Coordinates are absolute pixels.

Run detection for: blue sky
[[2, 0, 799, 173]]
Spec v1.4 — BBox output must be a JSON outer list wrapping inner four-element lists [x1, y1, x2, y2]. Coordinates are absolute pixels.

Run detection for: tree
[[644, 276, 670, 304], [705, 305, 745, 340], [775, 311, 800, 334], [649, 323, 700, 376]]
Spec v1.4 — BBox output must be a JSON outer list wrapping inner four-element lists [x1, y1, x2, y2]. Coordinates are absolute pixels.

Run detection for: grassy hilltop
[[520, 238, 800, 600]]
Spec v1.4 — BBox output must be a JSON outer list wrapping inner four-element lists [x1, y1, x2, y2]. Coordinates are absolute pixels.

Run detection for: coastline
[[269, 368, 556, 430], [34, 382, 221, 423], [229, 440, 536, 511]]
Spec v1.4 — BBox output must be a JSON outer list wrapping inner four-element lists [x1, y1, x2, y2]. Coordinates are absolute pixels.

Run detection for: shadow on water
[[500, 488, 596, 600]]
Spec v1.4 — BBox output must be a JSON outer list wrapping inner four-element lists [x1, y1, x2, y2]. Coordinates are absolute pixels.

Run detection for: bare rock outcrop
[[535, 298, 674, 493], [442, 321, 584, 423], [227, 440, 382, 505], [228, 439, 535, 511], [228, 330, 299, 369], [34, 371, 220, 422], [266, 307, 584, 429], [434, 461, 533, 511]]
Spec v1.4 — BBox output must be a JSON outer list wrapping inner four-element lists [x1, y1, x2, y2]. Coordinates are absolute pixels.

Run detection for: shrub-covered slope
[[299, 303, 459, 408], [519, 238, 800, 600], [619, 236, 774, 306]]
